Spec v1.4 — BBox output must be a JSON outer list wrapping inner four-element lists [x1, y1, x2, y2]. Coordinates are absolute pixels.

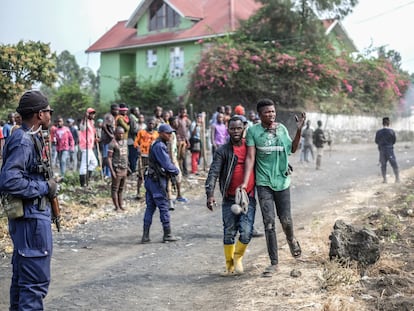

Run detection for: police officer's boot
[[163, 227, 178, 242], [80, 174, 86, 187], [141, 226, 151, 244]]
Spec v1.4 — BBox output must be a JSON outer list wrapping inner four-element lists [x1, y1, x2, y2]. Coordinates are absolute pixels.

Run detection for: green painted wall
[[134, 42, 202, 95], [120, 53, 136, 77], [99, 53, 122, 105], [99, 42, 203, 106]]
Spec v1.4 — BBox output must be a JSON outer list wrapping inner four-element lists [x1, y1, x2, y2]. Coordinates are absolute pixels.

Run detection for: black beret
[[16, 90, 49, 115]]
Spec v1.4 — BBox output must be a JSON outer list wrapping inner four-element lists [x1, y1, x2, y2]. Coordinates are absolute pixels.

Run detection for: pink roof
[[86, 0, 261, 53]]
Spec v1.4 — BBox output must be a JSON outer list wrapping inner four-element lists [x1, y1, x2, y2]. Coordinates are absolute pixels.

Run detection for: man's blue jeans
[[222, 196, 256, 245], [58, 150, 69, 176], [256, 186, 294, 265]]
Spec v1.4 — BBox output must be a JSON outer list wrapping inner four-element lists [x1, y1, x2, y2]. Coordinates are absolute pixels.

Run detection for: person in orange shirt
[[134, 118, 159, 199]]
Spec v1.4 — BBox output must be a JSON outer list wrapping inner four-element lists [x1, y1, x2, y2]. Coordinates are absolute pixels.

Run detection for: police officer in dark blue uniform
[[0, 90, 58, 310], [141, 123, 180, 243], [375, 117, 400, 183]]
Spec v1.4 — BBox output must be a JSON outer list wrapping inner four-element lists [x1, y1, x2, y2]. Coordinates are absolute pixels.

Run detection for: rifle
[[170, 173, 177, 193], [42, 130, 62, 231], [30, 126, 62, 231]]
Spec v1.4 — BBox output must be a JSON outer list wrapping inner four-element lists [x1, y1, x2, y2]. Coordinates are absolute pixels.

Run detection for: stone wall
[[277, 111, 414, 145]]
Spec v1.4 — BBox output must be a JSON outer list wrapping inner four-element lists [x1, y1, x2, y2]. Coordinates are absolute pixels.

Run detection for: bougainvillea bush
[[188, 39, 410, 115]]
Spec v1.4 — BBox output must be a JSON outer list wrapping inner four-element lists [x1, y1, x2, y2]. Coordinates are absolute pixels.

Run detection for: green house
[[86, 0, 357, 106], [86, 0, 261, 105]]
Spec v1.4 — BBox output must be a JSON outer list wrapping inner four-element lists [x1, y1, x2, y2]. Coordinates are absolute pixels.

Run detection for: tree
[[238, 0, 327, 52], [188, 39, 342, 110], [0, 40, 57, 110], [187, 0, 410, 115], [300, 0, 359, 19], [55, 51, 99, 104], [238, 0, 358, 52], [377, 47, 402, 71], [117, 76, 142, 107], [117, 72, 176, 114], [51, 84, 92, 120], [42, 51, 100, 116], [55, 50, 82, 86]]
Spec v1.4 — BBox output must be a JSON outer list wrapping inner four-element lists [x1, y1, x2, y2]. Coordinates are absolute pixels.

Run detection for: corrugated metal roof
[[86, 0, 261, 53]]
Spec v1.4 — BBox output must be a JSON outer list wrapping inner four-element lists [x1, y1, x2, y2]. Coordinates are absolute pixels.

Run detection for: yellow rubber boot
[[234, 240, 248, 274], [222, 244, 235, 276]]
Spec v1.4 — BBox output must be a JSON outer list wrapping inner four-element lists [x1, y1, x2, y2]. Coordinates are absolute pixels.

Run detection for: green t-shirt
[[246, 123, 292, 191]]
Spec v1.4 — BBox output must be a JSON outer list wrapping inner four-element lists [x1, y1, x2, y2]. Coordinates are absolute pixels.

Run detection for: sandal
[[288, 239, 302, 258], [261, 265, 278, 278]]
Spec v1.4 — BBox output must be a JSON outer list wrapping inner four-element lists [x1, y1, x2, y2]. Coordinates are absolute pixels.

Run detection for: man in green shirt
[[240, 98, 305, 277]]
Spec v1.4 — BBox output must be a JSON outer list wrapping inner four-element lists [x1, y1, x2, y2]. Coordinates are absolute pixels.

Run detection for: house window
[[149, 0, 180, 31], [170, 47, 184, 78], [147, 49, 157, 68]]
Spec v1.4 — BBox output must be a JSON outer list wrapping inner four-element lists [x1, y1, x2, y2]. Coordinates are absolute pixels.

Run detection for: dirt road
[[1, 142, 413, 310]]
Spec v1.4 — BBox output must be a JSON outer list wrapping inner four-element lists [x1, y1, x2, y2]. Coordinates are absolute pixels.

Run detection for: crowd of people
[[0, 89, 402, 309], [0, 101, 264, 204]]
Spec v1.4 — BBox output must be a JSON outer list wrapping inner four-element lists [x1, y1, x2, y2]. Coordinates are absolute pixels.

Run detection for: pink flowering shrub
[[188, 40, 410, 114]]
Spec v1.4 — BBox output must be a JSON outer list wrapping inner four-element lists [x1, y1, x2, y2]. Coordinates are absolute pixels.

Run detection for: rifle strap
[[29, 133, 49, 211], [30, 133, 45, 164]]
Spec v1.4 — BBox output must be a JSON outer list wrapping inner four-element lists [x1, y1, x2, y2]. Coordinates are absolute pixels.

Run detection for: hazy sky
[[1, 0, 413, 73]]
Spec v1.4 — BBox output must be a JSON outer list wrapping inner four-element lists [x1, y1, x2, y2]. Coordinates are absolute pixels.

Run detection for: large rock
[[329, 220, 380, 265]]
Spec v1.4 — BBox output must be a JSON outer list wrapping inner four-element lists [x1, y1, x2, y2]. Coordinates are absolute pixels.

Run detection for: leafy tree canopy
[[50, 83, 93, 121], [0, 40, 57, 111], [300, 0, 359, 19], [55, 50, 82, 86], [238, 0, 358, 52], [117, 72, 177, 114]]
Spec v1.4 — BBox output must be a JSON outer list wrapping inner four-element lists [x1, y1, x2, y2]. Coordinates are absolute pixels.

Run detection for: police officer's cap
[[158, 124, 175, 133], [16, 90, 49, 115]]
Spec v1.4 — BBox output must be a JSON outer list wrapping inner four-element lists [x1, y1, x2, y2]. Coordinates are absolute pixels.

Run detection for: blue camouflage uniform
[[0, 124, 52, 311], [143, 139, 179, 229]]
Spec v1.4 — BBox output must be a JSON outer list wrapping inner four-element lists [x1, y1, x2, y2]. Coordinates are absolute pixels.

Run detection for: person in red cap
[[79, 107, 98, 186], [234, 104, 245, 116]]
